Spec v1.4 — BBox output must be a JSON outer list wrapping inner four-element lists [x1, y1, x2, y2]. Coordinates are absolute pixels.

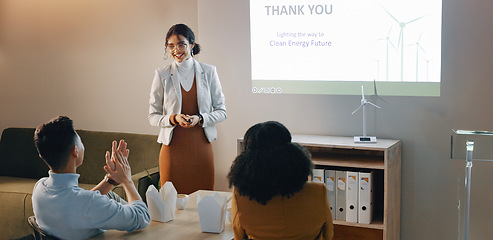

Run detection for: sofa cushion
[[0, 128, 49, 180], [0, 176, 36, 239], [0, 176, 38, 193]]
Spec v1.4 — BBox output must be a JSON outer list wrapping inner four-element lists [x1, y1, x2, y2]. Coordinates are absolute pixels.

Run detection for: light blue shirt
[[32, 171, 150, 240]]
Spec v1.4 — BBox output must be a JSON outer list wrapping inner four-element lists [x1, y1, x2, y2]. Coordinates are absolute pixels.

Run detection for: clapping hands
[[104, 140, 132, 185]]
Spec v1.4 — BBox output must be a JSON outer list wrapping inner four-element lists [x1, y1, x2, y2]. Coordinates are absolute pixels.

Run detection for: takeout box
[[146, 181, 177, 222], [197, 192, 227, 233]]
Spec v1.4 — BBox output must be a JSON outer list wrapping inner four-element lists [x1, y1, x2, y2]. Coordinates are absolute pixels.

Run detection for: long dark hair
[[227, 121, 314, 205], [165, 23, 201, 56]]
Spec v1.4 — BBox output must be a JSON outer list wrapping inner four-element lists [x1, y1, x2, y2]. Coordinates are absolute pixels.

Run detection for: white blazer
[[148, 58, 227, 145]]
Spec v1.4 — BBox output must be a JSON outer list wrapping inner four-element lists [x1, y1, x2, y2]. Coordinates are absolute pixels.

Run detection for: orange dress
[[232, 181, 334, 240], [158, 79, 214, 194]]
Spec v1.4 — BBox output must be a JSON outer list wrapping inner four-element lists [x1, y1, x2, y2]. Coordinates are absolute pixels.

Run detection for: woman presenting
[[149, 23, 226, 194]]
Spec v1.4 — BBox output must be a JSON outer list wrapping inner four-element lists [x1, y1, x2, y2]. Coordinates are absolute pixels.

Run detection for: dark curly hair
[[227, 121, 314, 205], [34, 116, 77, 170]]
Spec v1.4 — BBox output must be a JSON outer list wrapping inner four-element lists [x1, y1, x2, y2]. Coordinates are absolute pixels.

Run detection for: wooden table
[[90, 190, 234, 240]]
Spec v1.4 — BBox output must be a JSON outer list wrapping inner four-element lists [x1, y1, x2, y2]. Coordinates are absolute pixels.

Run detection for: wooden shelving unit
[[237, 135, 401, 240]]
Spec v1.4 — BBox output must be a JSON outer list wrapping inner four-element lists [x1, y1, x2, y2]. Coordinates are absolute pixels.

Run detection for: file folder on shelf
[[325, 169, 336, 219], [335, 170, 347, 221], [358, 171, 373, 224], [313, 168, 325, 183], [346, 171, 359, 223]]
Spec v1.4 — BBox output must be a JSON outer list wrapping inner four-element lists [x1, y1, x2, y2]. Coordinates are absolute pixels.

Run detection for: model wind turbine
[[352, 86, 381, 143], [384, 8, 424, 81]]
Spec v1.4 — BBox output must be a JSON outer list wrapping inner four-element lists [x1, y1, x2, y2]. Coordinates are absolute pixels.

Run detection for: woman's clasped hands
[[175, 114, 200, 128]]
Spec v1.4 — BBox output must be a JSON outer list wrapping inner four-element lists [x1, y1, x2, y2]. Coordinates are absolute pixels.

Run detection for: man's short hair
[[34, 116, 77, 170]]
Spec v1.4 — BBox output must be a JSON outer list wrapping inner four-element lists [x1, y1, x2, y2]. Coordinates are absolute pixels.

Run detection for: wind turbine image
[[422, 56, 431, 82], [352, 85, 381, 143], [408, 34, 427, 81], [384, 8, 424, 81], [376, 26, 396, 81]]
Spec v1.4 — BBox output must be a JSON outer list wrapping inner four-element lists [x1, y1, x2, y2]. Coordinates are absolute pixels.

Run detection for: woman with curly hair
[[227, 121, 334, 240]]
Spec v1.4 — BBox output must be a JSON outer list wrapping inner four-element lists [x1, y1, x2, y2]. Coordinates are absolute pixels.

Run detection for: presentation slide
[[250, 0, 442, 96]]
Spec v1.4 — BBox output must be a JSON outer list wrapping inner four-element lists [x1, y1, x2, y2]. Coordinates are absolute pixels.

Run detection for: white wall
[[1, 0, 493, 239], [0, 0, 197, 134]]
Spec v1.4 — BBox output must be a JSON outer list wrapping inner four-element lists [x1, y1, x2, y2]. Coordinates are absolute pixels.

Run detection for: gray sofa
[[0, 128, 161, 240]]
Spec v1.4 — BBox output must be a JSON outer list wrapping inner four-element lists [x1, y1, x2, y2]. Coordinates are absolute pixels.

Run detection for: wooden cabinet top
[[238, 134, 400, 151]]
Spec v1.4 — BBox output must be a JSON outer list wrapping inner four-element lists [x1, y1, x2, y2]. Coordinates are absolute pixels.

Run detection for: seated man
[[32, 116, 150, 239]]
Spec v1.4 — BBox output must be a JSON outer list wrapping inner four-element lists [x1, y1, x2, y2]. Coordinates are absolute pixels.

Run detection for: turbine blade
[[389, 40, 396, 50], [352, 104, 364, 115], [361, 85, 365, 99], [383, 8, 400, 24], [367, 101, 382, 109], [406, 16, 425, 24]]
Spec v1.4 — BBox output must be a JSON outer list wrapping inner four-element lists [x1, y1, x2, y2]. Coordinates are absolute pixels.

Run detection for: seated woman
[[228, 121, 334, 240]]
